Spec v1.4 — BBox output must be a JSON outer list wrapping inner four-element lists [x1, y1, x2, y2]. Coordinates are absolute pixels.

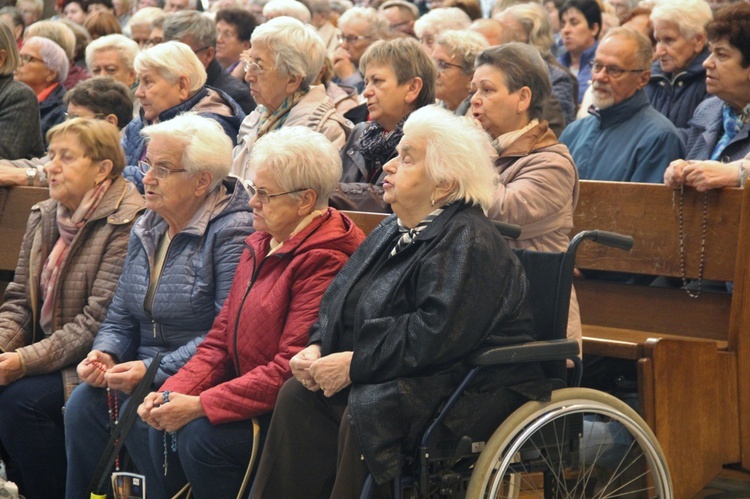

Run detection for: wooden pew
[[0, 186, 49, 296], [572, 180, 750, 499]]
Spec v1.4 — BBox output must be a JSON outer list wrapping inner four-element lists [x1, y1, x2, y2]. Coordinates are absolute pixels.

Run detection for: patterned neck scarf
[[390, 206, 445, 257], [360, 116, 408, 181], [257, 89, 308, 138], [711, 103, 750, 160], [39, 179, 113, 333]]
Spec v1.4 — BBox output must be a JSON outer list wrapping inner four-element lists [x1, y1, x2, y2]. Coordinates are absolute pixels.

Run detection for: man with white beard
[[560, 27, 685, 182]]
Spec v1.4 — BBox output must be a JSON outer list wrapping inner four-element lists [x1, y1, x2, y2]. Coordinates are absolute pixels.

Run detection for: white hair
[[26, 36, 70, 83], [435, 30, 488, 72], [338, 7, 390, 39], [134, 40, 207, 94], [262, 0, 311, 22], [650, 0, 712, 40], [414, 7, 471, 39], [127, 6, 165, 28], [403, 105, 497, 211], [141, 113, 232, 190], [251, 126, 342, 209], [85, 34, 139, 72], [250, 16, 326, 89]]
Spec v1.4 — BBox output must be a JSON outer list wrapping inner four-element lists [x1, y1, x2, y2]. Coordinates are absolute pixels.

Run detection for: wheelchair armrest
[[469, 339, 580, 367]]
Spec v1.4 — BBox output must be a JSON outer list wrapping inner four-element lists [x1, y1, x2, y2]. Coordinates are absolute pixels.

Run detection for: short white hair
[[435, 30, 488, 72], [250, 16, 326, 89], [141, 113, 232, 190], [127, 6, 165, 29], [338, 7, 390, 39], [650, 0, 712, 40], [250, 126, 342, 209], [414, 8, 471, 39], [262, 0, 311, 22], [402, 105, 497, 211], [85, 34, 139, 72], [24, 20, 76, 60], [500, 2, 556, 59], [134, 41, 207, 94], [26, 36, 69, 83]]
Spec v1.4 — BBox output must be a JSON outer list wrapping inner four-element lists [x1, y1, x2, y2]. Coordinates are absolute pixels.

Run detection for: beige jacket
[[0, 177, 145, 399], [231, 85, 352, 179], [490, 121, 582, 348]]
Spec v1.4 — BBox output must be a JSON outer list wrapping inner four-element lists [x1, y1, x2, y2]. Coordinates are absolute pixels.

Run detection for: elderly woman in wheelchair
[[248, 105, 549, 498]]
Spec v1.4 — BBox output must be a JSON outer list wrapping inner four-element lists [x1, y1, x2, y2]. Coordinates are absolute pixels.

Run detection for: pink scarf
[[39, 179, 112, 334]]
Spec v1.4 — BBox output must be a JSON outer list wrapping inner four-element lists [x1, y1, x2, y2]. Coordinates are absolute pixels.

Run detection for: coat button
[[677, 81, 683, 87]]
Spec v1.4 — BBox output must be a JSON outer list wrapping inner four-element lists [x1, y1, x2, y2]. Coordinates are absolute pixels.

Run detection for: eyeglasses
[[337, 34, 373, 44], [389, 20, 411, 30], [245, 180, 307, 204], [19, 53, 44, 65], [193, 46, 211, 54], [434, 59, 465, 73], [242, 59, 278, 75], [590, 61, 647, 78], [145, 37, 162, 47], [138, 160, 187, 180], [64, 112, 106, 120]]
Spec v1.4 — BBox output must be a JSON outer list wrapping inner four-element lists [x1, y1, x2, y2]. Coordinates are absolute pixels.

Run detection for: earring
[[430, 196, 435, 207]]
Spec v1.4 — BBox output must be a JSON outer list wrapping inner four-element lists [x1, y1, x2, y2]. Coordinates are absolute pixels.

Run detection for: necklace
[[676, 185, 707, 299]]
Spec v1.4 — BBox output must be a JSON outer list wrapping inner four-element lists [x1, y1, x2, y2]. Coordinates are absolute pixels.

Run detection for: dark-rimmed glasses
[[245, 180, 307, 204], [590, 61, 648, 78], [138, 160, 188, 180], [434, 59, 465, 73]]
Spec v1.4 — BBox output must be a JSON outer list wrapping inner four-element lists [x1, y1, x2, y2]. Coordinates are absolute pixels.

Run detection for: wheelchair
[[361, 229, 673, 499]]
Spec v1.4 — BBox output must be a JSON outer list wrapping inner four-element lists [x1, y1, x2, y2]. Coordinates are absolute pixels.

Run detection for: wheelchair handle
[[569, 230, 634, 253], [494, 221, 522, 240]]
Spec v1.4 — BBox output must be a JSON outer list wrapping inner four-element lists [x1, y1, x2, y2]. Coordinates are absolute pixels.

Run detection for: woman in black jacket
[[250, 105, 544, 498]]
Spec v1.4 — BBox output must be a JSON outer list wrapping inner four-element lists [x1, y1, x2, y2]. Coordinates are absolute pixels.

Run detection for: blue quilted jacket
[[646, 48, 709, 129], [91, 177, 253, 387]]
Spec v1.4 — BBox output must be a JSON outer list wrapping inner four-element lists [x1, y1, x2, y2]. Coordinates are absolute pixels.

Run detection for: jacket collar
[[139, 86, 209, 124], [247, 207, 341, 258], [413, 202, 473, 243], [497, 121, 558, 159], [588, 88, 650, 128]]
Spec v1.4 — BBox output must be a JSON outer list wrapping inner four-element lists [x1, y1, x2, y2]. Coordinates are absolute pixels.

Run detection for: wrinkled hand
[[664, 159, 689, 189], [683, 160, 739, 192], [309, 351, 353, 397], [290, 344, 322, 391], [140, 392, 205, 433], [332, 47, 356, 80], [105, 360, 147, 395], [0, 164, 27, 186], [0, 352, 24, 385], [77, 350, 115, 387]]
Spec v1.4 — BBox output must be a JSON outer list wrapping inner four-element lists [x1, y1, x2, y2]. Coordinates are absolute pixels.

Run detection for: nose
[[135, 81, 145, 98], [470, 89, 481, 107], [363, 81, 374, 98], [244, 68, 255, 84], [703, 53, 714, 69], [383, 157, 398, 174], [655, 42, 666, 57], [142, 167, 158, 185], [248, 187, 261, 210]]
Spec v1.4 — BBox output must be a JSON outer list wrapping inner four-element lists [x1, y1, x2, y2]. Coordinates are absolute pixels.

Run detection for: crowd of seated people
[[0, 0, 749, 497]]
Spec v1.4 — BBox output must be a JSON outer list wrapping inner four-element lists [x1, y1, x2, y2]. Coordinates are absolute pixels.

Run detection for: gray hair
[[24, 20, 76, 60], [402, 105, 497, 211], [26, 36, 70, 82], [338, 7, 390, 39], [601, 26, 654, 69], [16, 0, 42, 15], [0, 22, 19, 75], [134, 40, 207, 94], [307, 0, 331, 15], [141, 113, 232, 190], [251, 126, 342, 209], [501, 2, 556, 59], [414, 7, 471, 39], [435, 29, 488, 73], [250, 16, 326, 90], [262, 0, 311, 22], [650, 0, 712, 40], [475, 42, 550, 121], [85, 33, 138, 72], [127, 6, 165, 29], [163, 10, 217, 48]]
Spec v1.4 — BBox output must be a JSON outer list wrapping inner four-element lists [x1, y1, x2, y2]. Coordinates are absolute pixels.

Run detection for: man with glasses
[[162, 10, 256, 114], [333, 7, 389, 93], [379, 0, 418, 38], [560, 28, 684, 182]]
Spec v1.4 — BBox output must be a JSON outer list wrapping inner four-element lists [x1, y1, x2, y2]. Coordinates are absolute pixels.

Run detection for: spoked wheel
[[465, 388, 672, 498]]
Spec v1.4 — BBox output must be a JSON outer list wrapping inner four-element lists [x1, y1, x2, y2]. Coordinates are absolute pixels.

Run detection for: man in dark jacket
[[163, 10, 256, 115]]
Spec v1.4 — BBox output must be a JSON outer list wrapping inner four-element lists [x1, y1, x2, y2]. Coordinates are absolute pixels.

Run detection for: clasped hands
[[77, 350, 146, 394], [290, 344, 353, 398], [664, 159, 739, 192]]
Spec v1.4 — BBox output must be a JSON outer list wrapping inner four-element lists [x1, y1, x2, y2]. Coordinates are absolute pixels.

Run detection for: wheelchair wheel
[[465, 387, 672, 498]]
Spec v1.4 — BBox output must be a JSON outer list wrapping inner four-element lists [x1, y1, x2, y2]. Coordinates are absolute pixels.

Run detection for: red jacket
[[160, 208, 365, 424]]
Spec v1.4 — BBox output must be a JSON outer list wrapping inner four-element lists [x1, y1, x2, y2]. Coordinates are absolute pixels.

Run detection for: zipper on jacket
[[143, 233, 175, 342]]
